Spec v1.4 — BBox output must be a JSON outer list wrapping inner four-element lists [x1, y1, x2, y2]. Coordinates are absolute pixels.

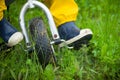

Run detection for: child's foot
[[58, 22, 93, 49], [7, 32, 23, 47], [0, 18, 23, 47], [63, 29, 93, 50]]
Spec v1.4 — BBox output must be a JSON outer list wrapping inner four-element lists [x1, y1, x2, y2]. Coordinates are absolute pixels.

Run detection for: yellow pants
[[0, 0, 78, 26], [43, 0, 78, 27], [0, 0, 7, 21]]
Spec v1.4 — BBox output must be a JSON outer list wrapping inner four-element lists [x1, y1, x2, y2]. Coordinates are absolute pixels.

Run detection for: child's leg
[[0, 18, 23, 47]]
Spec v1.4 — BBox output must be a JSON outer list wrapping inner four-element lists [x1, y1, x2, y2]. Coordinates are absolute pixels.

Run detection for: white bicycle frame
[[19, 0, 60, 48]]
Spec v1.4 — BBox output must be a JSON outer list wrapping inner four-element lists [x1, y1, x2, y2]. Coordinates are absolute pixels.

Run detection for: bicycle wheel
[[29, 17, 54, 68]]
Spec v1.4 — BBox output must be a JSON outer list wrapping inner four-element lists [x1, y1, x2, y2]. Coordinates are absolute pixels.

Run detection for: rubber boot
[[58, 21, 93, 49], [0, 18, 23, 46], [58, 21, 80, 40]]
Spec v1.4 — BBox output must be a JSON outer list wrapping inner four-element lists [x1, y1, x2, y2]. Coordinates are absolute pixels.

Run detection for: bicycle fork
[[19, 0, 61, 48], [19, 0, 61, 65]]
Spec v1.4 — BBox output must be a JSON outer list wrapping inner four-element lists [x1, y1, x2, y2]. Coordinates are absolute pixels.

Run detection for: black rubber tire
[[29, 17, 53, 68]]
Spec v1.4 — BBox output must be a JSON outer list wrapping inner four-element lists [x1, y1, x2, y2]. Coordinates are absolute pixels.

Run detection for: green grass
[[0, 0, 120, 80]]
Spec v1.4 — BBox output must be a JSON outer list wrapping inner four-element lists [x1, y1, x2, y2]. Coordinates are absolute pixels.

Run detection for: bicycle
[[0, 0, 72, 68], [19, 0, 64, 68]]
